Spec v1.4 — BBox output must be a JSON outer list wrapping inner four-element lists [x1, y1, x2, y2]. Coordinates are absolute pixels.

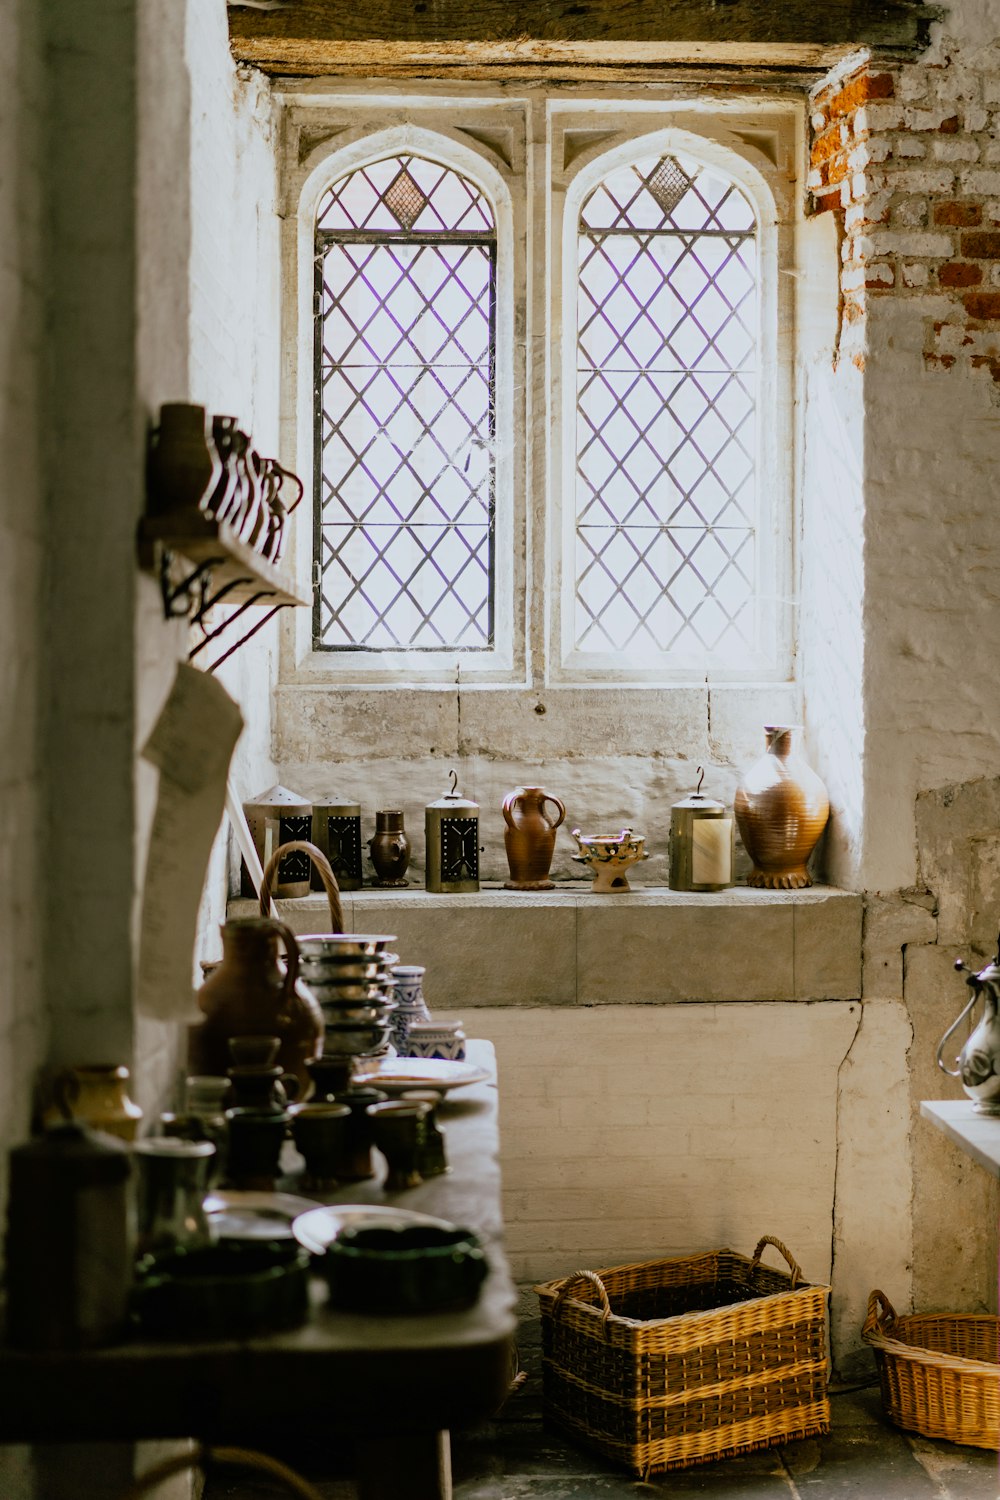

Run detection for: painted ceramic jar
[[503, 785, 566, 890], [734, 725, 829, 889]]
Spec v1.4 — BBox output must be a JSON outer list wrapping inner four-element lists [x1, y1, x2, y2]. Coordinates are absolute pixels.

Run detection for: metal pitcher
[[936, 939, 1000, 1113]]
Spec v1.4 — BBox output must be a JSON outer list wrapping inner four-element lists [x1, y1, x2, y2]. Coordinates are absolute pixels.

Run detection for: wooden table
[[0, 1041, 516, 1499]]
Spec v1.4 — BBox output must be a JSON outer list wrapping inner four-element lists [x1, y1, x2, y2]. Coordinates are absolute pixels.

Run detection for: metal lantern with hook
[[668, 767, 734, 892], [425, 771, 480, 894], [936, 936, 1000, 1113]]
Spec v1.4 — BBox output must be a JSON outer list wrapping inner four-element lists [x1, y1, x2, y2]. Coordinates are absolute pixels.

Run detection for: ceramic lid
[[672, 767, 725, 815], [243, 783, 311, 812], [426, 769, 478, 814]]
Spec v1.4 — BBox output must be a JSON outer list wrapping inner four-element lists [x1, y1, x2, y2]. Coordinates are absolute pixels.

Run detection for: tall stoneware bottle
[[734, 725, 829, 889], [190, 918, 322, 1093], [503, 786, 566, 890]]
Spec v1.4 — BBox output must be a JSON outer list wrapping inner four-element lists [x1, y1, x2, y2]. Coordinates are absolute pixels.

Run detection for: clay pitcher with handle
[[503, 785, 566, 890], [191, 919, 322, 1094]]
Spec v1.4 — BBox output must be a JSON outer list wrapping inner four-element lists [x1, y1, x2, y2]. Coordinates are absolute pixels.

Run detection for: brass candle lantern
[[311, 799, 363, 892], [241, 784, 313, 898], [668, 768, 733, 892], [425, 771, 480, 894]]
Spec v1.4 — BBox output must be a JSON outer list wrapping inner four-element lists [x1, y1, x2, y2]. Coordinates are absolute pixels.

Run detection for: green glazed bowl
[[133, 1239, 310, 1340], [323, 1223, 488, 1314]]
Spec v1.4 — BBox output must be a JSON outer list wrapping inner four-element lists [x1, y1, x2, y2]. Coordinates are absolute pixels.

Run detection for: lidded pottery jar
[[190, 918, 323, 1094], [425, 772, 480, 894], [668, 769, 734, 892], [503, 785, 566, 890], [368, 810, 411, 887], [241, 784, 314, 899], [734, 725, 829, 889]]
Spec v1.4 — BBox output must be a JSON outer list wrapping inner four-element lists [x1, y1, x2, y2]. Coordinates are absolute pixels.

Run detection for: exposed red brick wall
[[809, 56, 1000, 381]]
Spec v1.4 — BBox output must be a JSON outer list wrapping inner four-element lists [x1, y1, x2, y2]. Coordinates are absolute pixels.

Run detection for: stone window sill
[[227, 883, 861, 1007]]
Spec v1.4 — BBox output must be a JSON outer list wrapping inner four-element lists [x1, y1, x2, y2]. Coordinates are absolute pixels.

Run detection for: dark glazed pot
[[368, 810, 411, 887]]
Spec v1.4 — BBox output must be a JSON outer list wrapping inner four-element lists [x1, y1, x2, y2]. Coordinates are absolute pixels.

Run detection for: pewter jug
[[936, 941, 1000, 1113]]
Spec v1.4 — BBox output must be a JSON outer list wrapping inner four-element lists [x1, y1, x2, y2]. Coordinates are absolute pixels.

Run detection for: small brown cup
[[365, 1099, 431, 1191], [291, 1103, 351, 1190], [224, 1107, 289, 1190]]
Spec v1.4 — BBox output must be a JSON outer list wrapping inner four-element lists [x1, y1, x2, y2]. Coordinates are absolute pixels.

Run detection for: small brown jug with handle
[[503, 785, 566, 890], [190, 919, 322, 1093]]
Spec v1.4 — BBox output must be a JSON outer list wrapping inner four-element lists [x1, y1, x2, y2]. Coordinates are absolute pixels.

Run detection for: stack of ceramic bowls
[[297, 935, 398, 1060]]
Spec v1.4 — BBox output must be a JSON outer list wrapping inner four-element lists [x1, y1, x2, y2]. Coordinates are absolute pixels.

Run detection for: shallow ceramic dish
[[133, 1240, 310, 1339], [292, 1203, 454, 1256], [323, 1223, 488, 1314], [317, 998, 397, 1025], [322, 1021, 395, 1056], [300, 958, 393, 981], [203, 1189, 320, 1241], [309, 981, 395, 1004], [352, 1058, 491, 1095], [297, 934, 397, 959]]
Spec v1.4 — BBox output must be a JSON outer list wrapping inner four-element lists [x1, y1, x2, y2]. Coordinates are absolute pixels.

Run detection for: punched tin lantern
[[311, 799, 363, 892], [241, 784, 313, 899], [425, 771, 480, 894], [669, 768, 734, 893]]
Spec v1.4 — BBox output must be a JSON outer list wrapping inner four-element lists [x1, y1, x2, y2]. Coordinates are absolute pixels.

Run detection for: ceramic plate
[[204, 1190, 321, 1241], [292, 1203, 455, 1257], [351, 1058, 491, 1094]]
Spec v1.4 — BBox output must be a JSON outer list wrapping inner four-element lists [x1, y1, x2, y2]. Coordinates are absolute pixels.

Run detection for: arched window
[[314, 155, 496, 652], [571, 149, 767, 671]]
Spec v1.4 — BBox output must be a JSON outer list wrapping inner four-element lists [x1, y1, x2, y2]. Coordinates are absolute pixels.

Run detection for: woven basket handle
[[749, 1235, 802, 1288], [123, 1442, 323, 1499], [259, 840, 344, 933], [553, 1270, 613, 1329], [863, 1288, 897, 1339]]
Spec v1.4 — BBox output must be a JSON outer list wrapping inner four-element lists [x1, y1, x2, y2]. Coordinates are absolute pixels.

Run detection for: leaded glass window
[[314, 155, 496, 651], [575, 152, 759, 663]]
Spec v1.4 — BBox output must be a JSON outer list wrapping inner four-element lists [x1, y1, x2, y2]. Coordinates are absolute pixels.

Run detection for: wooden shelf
[[138, 510, 310, 609]]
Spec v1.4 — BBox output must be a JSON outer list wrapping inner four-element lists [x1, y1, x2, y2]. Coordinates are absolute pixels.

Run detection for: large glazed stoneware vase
[[503, 785, 566, 890], [734, 726, 829, 889], [191, 919, 322, 1092]]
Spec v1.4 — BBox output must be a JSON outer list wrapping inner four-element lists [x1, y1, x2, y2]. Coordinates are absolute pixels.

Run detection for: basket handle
[[259, 839, 344, 933], [863, 1288, 897, 1340], [749, 1235, 802, 1288], [553, 1270, 613, 1330], [122, 1443, 323, 1500]]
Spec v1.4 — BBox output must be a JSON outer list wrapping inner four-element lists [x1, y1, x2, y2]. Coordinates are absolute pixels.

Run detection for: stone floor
[[203, 1316, 1000, 1499]]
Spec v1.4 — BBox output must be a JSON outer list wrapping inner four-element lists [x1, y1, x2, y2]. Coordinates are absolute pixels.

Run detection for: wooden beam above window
[[227, 0, 938, 77]]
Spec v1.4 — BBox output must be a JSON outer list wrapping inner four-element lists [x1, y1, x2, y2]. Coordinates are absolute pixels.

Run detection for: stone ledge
[[228, 884, 862, 1007]]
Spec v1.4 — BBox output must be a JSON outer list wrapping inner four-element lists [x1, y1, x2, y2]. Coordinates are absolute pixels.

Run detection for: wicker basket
[[534, 1235, 830, 1478], [862, 1290, 1000, 1449]]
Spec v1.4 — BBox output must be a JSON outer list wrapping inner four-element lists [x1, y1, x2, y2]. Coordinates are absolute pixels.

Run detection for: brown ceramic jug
[[190, 919, 323, 1093], [734, 725, 829, 889], [503, 785, 566, 890]]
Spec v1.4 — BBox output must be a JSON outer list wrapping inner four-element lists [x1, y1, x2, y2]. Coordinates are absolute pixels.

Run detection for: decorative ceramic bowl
[[570, 827, 649, 893], [405, 1020, 467, 1062], [133, 1240, 310, 1339], [322, 1020, 395, 1056], [322, 1222, 488, 1313], [297, 934, 397, 959]]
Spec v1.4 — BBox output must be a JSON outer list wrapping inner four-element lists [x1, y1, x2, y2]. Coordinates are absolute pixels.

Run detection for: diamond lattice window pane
[[315, 158, 496, 652], [575, 152, 759, 664]]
